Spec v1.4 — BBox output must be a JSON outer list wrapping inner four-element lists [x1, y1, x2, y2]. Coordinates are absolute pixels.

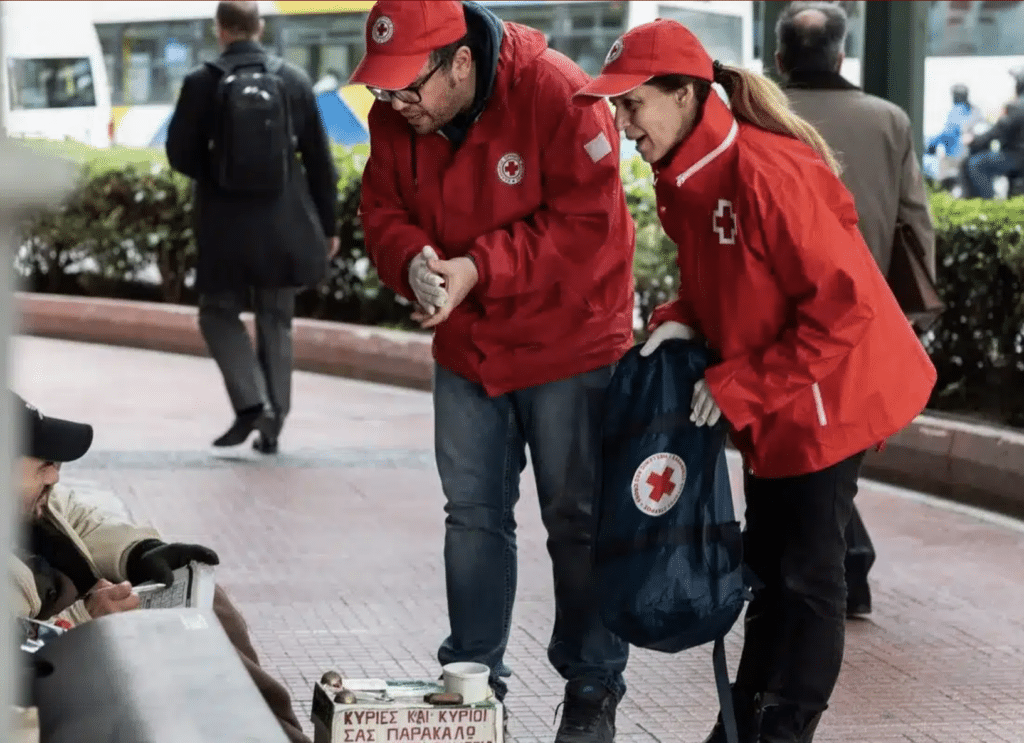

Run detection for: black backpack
[[206, 54, 294, 193], [598, 340, 752, 743]]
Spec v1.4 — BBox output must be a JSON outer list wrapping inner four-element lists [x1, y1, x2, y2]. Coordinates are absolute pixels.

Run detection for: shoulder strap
[[712, 637, 740, 743], [265, 56, 284, 75], [205, 53, 273, 78]]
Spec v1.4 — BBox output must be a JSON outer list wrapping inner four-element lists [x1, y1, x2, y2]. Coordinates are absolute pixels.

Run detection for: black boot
[[252, 409, 281, 454], [845, 577, 872, 617], [212, 404, 265, 447], [700, 685, 760, 743], [756, 700, 824, 743]]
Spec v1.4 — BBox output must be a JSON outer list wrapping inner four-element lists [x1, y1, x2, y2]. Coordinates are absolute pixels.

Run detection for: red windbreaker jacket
[[650, 93, 937, 478], [360, 22, 635, 396]]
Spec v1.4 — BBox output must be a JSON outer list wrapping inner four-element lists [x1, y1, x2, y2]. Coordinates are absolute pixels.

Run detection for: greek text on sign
[[312, 679, 503, 743]]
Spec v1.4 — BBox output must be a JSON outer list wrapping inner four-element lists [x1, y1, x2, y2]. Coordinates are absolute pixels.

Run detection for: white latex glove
[[639, 320, 699, 357], [408, 246, 448, 315], [691, 378, 722, 427]]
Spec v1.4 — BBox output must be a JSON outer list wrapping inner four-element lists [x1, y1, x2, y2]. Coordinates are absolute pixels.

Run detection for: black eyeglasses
[[368, 61, 444, 104]]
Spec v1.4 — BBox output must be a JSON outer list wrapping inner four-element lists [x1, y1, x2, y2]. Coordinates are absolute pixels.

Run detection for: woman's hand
[[639, 321, 699, 356]]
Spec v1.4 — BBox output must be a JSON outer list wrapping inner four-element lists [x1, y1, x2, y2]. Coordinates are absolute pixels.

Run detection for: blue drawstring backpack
[[597, 339, 750, 743]]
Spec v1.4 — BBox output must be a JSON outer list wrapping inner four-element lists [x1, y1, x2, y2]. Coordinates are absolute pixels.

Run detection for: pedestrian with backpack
[[166, 1, 339, 454], [575, 20, 937, 743]]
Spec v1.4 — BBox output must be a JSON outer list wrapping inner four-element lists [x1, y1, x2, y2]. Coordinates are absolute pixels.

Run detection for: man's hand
[[691, 378, 723, 427], [413, 256, 479, 329], [127, 541, 220, 586], [639, 321, 699, 357], [327, 236, 340, 260], [84, 579, 140, 617], [408, 246, 448, 315]]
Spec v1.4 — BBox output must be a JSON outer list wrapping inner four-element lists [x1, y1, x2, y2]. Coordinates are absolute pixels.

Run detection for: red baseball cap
[[349, 0, 468, 91], [574, 19, 714, 102]]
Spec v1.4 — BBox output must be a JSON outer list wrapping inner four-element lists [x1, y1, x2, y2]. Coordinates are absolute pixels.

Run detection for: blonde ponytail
[[714, 63, 841, 176]]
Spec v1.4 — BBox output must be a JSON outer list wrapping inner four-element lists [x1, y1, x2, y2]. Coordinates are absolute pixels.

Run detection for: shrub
[[926, 194, 1024, 425]]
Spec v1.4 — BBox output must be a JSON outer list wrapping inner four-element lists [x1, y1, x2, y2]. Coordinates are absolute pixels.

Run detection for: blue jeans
[[434, 363, 628, 700], [965, 150, 1023, 198]]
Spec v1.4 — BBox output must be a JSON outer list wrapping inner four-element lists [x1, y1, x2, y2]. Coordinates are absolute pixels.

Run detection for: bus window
[[7, 58, 97, 110]]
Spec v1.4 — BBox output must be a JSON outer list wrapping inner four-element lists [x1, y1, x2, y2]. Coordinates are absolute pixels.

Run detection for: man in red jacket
[[350, 2, 635, 740]]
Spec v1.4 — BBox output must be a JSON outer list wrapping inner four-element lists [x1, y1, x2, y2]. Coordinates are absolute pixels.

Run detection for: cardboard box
[[311, 678, 503, 743]]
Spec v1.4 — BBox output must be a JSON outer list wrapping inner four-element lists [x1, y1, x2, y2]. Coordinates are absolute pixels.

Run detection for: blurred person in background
[[167, 0, 339, 454], [964, 67, 1024, 198], [774, 0, 936, 619]]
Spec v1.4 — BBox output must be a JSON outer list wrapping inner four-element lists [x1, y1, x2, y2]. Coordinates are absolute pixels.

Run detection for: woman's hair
[[649, 64, 841, 176]]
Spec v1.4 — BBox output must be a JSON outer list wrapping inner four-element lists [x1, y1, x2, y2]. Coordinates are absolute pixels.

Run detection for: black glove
[[126, 539, 220, 586]]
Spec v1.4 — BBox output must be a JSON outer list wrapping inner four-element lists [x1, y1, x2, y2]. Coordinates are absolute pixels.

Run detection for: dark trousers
[[198, 288, 296, 423], [844, 505, 875, 607], [964, 150, 1023, 199], [733, 452, 866, 710]]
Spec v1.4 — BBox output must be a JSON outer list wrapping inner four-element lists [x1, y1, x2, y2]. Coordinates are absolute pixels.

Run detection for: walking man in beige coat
[[775, 1, 936, 616]]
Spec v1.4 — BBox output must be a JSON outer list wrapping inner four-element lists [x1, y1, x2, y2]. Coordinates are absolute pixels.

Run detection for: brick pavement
[[13, 336, 1024, 743]]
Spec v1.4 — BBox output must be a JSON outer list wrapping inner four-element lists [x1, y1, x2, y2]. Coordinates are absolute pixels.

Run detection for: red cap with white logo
[[349, 0, 468, 91], [574, 19, 714, 102]]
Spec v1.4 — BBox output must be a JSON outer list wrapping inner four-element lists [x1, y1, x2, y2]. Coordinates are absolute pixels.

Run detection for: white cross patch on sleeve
[[584, 132, 613, 163]]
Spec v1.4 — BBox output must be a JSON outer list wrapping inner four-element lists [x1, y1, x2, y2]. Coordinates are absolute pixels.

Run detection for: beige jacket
[[12, 483, 160, 623], [785, 80, 936, 280]]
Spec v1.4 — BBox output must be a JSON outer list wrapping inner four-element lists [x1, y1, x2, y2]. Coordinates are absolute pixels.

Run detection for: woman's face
[[611, 83, 699, 163]]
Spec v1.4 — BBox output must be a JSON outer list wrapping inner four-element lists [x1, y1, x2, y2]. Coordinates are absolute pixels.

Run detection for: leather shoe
[[212, 405, 265, 447], [251, 410, 280, 454], [846, 580, 872, 617]]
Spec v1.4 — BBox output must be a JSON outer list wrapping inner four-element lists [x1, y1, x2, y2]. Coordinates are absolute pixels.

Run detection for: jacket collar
[[222, 39, 264, 57], [440, 1, 505, 148], [654, 92, 738, 189], [463, 22, 548, 144], [783, 69, 860, 91]]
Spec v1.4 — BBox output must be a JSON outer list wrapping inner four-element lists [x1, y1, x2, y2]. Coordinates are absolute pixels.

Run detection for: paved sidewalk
[[13, 336, 1024, 743]]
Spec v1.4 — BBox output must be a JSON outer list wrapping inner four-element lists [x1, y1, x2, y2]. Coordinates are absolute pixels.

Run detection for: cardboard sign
[[312, 679, 503, 743]]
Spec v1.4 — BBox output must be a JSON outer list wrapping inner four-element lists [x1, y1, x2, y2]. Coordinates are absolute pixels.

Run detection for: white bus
[[1, 1, 113, 148], [85, 0, 753, 150]]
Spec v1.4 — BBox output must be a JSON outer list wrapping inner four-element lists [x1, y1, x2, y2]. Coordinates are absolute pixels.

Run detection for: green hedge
[[14, 141, 1024, 427]]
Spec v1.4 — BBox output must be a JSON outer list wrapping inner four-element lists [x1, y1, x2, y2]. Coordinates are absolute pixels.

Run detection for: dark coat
[[166, 40, 338, 293], [971, 94, 1024, 157]]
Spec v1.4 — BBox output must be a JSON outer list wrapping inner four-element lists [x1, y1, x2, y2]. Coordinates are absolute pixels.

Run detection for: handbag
[[887, 221, 944, 334]]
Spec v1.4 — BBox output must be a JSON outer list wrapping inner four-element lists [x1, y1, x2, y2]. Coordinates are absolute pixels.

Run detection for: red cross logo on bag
[[713, 199, 737, 245], [632, 453, 686, 516]]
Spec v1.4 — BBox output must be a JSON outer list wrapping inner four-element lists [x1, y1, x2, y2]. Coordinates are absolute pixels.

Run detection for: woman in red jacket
[[576, 19, 936, 743]]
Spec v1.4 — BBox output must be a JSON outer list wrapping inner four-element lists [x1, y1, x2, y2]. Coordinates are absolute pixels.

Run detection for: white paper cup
[[441, 662, 491, 704]]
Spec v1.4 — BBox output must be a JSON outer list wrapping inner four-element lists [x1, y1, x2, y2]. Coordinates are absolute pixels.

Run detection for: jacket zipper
[[811, 382, 828, 426]]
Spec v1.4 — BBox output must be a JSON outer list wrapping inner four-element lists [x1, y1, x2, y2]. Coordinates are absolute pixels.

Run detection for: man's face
[[388, 52, 471, 135], [19, 456, 60, 520]]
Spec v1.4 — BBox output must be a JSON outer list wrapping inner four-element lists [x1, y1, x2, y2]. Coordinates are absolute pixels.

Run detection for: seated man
[[964, 68, 1024, 198], [12, 392, 310, 743]]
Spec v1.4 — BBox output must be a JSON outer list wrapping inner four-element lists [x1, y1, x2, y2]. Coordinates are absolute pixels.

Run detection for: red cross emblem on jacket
[[713, 198, 737, 244]]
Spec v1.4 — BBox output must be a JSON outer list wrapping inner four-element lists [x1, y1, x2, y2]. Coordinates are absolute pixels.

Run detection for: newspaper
[[136, 561, 216, 611]]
